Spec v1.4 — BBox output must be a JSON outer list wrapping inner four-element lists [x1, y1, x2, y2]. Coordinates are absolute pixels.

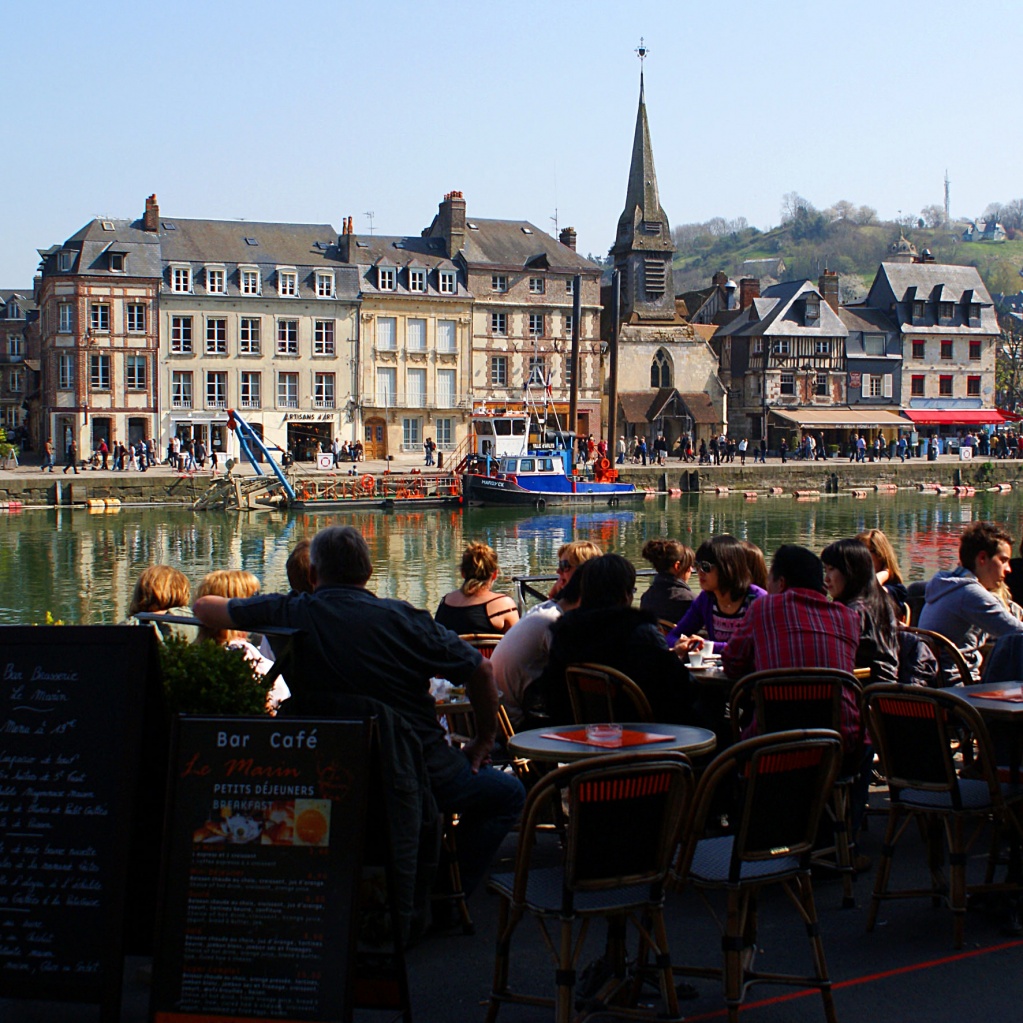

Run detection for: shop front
[[769, 408, 909, 457], [169, 412, 230, 461], [285, 411, 337, 462]]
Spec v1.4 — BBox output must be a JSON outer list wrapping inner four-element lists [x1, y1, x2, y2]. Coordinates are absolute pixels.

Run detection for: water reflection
[[0, 490, 1017, 625]]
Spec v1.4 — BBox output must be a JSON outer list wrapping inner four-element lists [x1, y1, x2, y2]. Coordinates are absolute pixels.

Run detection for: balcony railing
[[371, 393, 469, 410], [172, 398, 193, 409]]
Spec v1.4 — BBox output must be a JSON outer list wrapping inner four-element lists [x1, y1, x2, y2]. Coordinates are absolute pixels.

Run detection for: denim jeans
[[431, 756, 525, 897]]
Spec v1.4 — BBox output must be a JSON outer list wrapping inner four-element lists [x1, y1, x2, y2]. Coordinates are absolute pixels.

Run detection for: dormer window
[[277, 268, 298, 297], [968, 302, 982, 326], [912, 301, 925, 321], [240, 267, 261, 296], [938, 301, 954, 322], [315, 271, 335, 298], [171, 265, 192, 293], [206, 266, 226, 294], [58, 251, 74, 272], [6, 302, 20, 320], [803, 297, 820, 326], [109, 252, 125, 273], [408, 268, 426, 293], [378, 266, 396, 291], [438, 270, 456, 294]]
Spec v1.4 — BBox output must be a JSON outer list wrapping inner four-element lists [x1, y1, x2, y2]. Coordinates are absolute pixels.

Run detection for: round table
[[508, 722, 717, 763]]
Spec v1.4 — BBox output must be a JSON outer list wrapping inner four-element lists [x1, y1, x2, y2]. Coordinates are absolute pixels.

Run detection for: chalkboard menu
[[0, 625, 162, 1019], [151, 717, 374, 1023]]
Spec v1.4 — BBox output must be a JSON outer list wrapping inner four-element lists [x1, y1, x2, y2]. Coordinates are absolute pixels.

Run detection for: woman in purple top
[[667, 534, 766, 654]]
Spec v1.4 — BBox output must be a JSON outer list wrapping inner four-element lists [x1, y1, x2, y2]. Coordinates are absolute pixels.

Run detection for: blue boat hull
[[462, 472, 643, 508]]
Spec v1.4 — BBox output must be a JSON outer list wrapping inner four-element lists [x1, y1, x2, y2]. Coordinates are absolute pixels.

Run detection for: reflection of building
[[340, 213, 472, 460], [154, 197, 359, 461], [0, 289, 38, 442], [422, 192, 604, 440], [36, 209, 162, 455], [606, 71, 726, 448]]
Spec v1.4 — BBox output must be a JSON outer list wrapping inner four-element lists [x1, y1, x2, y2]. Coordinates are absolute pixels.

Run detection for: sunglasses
[[557, 560, 574, 571], [695, 560, 717, 574]]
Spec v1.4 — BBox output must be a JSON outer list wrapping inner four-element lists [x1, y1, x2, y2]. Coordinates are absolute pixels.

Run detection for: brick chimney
[[559, 226, 577, 251], [712, 270, 728, 288], [142, 194, 160, 232], [818, 269, 840, 311], [435, 191, 466, 258], [739, 277, 760, 310]]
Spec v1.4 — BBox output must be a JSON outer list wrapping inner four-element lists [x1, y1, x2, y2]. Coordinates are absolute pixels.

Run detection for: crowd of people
[[122, 516, 1023, 945]]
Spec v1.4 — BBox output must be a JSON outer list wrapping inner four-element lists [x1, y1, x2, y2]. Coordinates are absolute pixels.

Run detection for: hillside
[[671, 219, 1023, 301]]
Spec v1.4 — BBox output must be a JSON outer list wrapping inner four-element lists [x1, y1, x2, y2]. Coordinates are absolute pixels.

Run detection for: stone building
[[36, 207, 162, 456], [606, 73, 726, 448], [422, 191, 604, 441], [0, 289, 37, 442]]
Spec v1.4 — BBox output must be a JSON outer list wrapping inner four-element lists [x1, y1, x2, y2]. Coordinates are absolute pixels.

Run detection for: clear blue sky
[[3, 0, 1021, 286]]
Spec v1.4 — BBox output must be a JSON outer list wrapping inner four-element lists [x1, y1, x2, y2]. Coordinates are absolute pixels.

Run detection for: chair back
[[862, 684, 1001, 809], [459, 633, 503, 659], [516, 753, 692, 902], [657, 619, 677, 637], [564, 662, 654, 724], [899, 626, 974, 687], [679, 730, 842, 883]]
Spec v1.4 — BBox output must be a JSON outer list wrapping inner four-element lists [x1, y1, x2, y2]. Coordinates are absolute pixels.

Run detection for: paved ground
[[5, 787, 1023, 1022]]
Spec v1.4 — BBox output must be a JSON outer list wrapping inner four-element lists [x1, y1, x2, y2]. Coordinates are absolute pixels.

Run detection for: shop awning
[[902, 409, 1004, 426], [770, 408, 908, 428]]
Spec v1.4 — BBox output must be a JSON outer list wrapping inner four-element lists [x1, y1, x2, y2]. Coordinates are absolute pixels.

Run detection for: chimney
[[436, 190, 466, 258], [712, 270, 728, 288], [142, 193, 160, 232], [739, 277, 760, 310], [818, 269, 840, 311], [559, 226, 577, 251]]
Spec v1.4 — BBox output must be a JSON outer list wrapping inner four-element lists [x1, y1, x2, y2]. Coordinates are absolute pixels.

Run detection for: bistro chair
[[485, 751, 693, 1023], [657, 619, 677, 637], [565, 663, 654, 724], [729, 668, 864, 907], [459, 633, 504, 658], [899, 626, 974, 688], [670, 729, 843, 1023], [862, 684, 1023, 948]]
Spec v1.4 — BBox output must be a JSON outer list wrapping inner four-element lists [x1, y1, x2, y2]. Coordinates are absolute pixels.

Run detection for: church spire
[[612, 41, 675, 321]]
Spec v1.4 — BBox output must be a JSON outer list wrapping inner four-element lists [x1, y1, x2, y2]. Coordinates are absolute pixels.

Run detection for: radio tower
[[944, 170, 950, 228]]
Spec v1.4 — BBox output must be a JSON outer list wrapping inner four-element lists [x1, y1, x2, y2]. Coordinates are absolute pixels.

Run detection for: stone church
[[603, 72, 726, 451]]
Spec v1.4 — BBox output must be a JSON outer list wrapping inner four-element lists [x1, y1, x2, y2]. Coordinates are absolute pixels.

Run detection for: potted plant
[[158, 635, 272, 715]]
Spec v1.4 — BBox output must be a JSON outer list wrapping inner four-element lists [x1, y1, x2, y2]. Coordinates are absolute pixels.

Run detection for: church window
[[650, 349, 671, 388]]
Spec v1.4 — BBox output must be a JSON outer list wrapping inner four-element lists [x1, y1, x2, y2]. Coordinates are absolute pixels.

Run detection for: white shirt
[[490, 602, 563, 725]]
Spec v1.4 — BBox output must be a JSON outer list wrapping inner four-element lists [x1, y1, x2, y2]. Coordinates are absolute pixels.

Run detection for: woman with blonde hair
[[856, 528, 908, 607], [435, 541, 519, 634], [195, 569, 288, 711], [126, 565, 193, 640]]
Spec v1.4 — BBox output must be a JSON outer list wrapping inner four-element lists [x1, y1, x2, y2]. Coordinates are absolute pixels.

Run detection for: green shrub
[[158, 635, 271, 715]]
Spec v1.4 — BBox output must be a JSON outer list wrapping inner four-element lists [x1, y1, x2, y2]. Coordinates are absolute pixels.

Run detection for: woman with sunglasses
[[666, 534, 766, 654]]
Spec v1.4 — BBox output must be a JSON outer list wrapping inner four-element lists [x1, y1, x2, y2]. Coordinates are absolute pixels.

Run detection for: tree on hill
[[996, 310, 1023, 411]]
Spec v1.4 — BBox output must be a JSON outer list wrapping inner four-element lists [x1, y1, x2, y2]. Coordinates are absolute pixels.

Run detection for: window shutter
[[883, 373, 893, 398]]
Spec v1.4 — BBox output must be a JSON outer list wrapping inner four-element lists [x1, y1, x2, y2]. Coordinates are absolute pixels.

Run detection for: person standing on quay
[[41, 438, 55, 472], [63, 437, 78, 474]]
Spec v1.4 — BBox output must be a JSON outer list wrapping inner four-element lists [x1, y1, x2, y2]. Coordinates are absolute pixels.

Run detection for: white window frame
[[437, 319, 456, 353], [529, 277, 545, 294], [276, 319, 299, 356], [206, 371, 228, 408], [240, 266, 261, 296], [491, 274, 508, 293], [171, 371, 193, 408], [491, 312, 507, 336], [564, 313, 574, 336], [8, 335, 21, 357], [408, 268, 427, 293], [9, 368, 23, 392], [277, 372, 299, 408], [89, 353, 111, 391], [772, 339, 790, 355], [170, 315, 193, 354], [377, 266, 396, 291], [205, 317, 228, 355], [565, 278, 575, 295], [779, 372, 795, 395], [376, 317, 397, 350], [438, 270, 456, 294], [527, 355, 547, 387], [314, 320, 335, 356], [490, 355, 508, 386], [278, 269, 298, 297], [402, 416, 422, 449], [437, 368, 456, 408], [170, 265, 192, 294], [239, 317, 261, 355], [90, 303, 110, 333], [528, 312, 543, 338], [108, 252, 125, 273], [58, 250, 73, 272], [58, 303, 73, 333], [315, 270, 334, 298], [126, 354, 147, 391], [240, 371, 261, 409], [205, 265, 227, 295], [314, 372, 335, 408], [58, 353, 73, 390], [435, 417, 453, 448], [407, 318, 426, 351], [126, 303, 146, 333], [814, 339, 831, 355]]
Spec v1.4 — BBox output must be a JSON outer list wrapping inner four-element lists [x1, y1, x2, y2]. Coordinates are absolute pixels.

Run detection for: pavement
[[5, 786, 1023, 1022]]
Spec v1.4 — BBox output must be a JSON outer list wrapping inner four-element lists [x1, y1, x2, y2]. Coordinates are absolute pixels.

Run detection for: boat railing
[[511, 568, 657, 615], [291, 471, 461, 503]]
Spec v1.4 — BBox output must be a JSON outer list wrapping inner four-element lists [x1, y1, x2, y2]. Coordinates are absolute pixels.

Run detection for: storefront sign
[[285, 413, 336, 423], [848, 372, 862, 388]]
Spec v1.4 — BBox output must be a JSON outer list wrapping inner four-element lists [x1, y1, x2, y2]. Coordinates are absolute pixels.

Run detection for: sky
[[3, 0, 1022, 287]]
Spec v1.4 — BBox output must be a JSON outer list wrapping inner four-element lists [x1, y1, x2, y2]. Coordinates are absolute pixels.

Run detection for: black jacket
[[640, 573, 694, 624]]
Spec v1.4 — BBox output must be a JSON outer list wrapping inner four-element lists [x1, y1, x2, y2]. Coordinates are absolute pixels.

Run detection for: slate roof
[[350, 235, 469, 298], [38, 218, 163, 278], [0, 289, 36, 314], [838, 305, 897, 333], [866, 262, 998, 334], [460, 220, 599, 273], [713, 280, 848, 339]]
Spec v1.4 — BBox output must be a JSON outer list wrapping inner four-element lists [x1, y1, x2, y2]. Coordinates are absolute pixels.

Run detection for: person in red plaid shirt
[[721, 544, 862, 753]]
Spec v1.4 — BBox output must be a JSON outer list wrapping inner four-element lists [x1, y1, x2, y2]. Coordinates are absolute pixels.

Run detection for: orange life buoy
[[360, 474, 375, 493], [598, 457, 611, 471]]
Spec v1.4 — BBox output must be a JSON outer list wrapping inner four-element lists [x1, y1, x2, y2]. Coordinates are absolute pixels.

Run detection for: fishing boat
[[459, 402, 644, 509]]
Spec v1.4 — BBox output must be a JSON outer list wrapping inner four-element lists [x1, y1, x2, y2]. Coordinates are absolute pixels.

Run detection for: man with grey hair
[[194, 525, 524, 900]]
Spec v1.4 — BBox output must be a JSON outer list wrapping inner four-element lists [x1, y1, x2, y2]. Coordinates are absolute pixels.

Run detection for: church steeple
[[612, 43, 675, 322]]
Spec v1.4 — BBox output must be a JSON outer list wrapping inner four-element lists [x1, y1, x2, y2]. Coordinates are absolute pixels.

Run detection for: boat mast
[[568, 272, 581, 438]]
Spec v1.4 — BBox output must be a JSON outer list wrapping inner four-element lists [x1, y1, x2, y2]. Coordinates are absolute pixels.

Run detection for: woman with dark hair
[[821, 538, 899, 683], [532, 555, 693, 725], [740, 539, 768, 590], [640, 538, 695, 623], [667, 534, 766, 654]]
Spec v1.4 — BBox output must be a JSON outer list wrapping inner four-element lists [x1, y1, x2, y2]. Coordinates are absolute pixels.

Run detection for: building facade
[[0, 289, 37, 440]]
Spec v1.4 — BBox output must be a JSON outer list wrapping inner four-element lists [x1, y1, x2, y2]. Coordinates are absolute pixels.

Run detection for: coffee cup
[[689, 649, 704, 668]]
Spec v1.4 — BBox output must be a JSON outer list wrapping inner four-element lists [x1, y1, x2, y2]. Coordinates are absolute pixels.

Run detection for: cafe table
[[507, 722, 717, 764]]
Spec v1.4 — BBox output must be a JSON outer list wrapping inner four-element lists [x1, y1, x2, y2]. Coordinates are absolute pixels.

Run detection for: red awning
[[998, 407, 1023, 423], [902, 409, 1005, 426]]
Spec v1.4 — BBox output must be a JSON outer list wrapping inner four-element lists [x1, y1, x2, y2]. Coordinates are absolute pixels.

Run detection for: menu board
[[151, 717, 373, 1023], [0, 625, 161, 1018]]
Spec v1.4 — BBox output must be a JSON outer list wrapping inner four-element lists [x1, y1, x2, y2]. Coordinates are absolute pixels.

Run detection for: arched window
[[650, 349, 671, 388]]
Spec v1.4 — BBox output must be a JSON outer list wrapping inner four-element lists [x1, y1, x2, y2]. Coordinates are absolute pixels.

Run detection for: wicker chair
[[564, 662, 654, 724]]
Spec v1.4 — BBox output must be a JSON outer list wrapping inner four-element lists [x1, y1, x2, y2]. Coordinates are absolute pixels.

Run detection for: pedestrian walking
[[63, 438, 78, 474], [41, 438, 55, 472], [738, 437, 748, 465]]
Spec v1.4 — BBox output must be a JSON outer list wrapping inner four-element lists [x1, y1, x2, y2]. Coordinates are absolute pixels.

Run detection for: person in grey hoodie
[[918, 521, 1023, 678]]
